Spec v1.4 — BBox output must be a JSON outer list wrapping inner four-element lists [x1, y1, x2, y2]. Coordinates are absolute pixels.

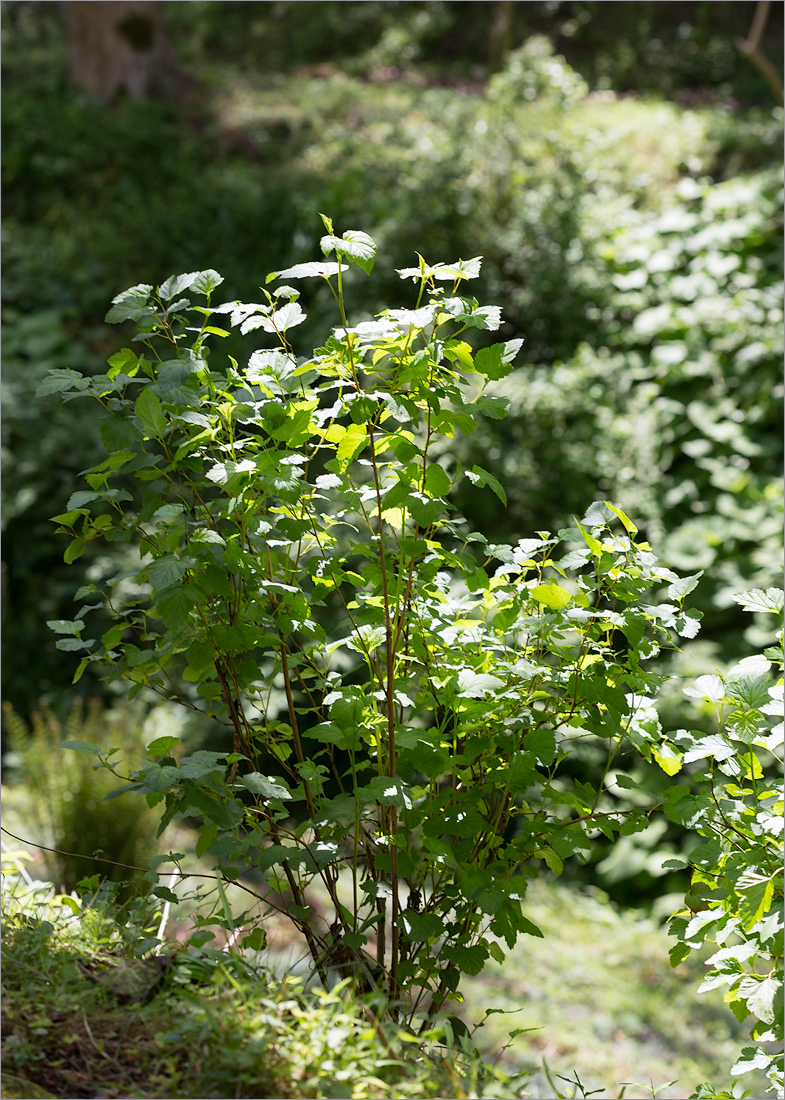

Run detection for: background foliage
[[2, 698, 160, 893]]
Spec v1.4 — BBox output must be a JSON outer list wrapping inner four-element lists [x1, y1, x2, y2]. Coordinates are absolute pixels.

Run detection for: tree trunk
[[65, 1, 180, 103], [488, 0, 515, 73]]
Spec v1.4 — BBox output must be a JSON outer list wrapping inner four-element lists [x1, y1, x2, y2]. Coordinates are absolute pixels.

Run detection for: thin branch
[[735, 0, 784, 105]]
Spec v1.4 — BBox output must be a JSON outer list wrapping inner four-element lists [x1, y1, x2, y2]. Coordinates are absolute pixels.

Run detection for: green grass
[[1, 830, 765, 1100], [1, 872, 530, 1100], [459, 880, 766, 1100]]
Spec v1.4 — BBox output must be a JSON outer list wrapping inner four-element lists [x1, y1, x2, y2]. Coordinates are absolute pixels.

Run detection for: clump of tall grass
[[2, 698, 160, 894]]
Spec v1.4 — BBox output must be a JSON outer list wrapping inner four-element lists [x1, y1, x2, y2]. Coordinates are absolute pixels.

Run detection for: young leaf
[[46, 619, 85, 635], [156, 585, 198, 630], [260, 302, 306, 333], [105, 283, 153, 324], [424, 463, 451, 498], [337, 422, 368, 464], [191, 269, 225, 296], [146, 556, 189, 590], [432, 257, 483, 281], [474, 344, 512, 380], [737, 976, 781, 1024], [682, 734, 736, 764], [732, 587, 784, 614], [146, 736, 182, 755], [605, 502, 638, 534], [37, 369, 90, 397], [668, 571, 703, 601], [455, 304, 502, 330], [319, 230, 377, 275], [475, 395, 510, 420], [736, 872, 775, 930], [683, 674, 725, 704], [72, 657, 90, 684], [653, 744, 682, 776], [456, 670, 505, 698], [238, 774, 293, 801], [159, 272, 201, 301], [575, 520, 603, 555], [581, 501, 617, 527], [267, 261, 348, 282], [531, 583, 572, 610], [443, 942, 490, 975], [64, 537, 86, 564]]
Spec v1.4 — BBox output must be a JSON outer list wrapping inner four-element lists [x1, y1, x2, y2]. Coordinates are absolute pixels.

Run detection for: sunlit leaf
[[732, 588, 784, 614], [456, 670, 505, 697]]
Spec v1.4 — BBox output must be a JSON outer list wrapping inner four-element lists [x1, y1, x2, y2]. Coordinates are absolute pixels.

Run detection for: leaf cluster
[[662, 591, 784, 1096]]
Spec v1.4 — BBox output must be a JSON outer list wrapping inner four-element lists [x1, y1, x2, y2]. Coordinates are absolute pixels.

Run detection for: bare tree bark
[[65, 1, 180, 103], [488, 0, 515, 74], [735, 0, 784, 106]]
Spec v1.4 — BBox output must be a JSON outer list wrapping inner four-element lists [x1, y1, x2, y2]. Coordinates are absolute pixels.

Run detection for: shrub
[[485, 36, 588, 107], [41, 222, 702, 1023], [5, 10, 781, 714]]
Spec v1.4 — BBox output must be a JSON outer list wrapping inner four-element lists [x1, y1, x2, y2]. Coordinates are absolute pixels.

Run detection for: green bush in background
[[465, 166, 783, 643]]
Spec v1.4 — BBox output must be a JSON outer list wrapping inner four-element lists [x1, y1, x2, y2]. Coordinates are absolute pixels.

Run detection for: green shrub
[[4, 10, 781, 714], [41, 223, 706, 1024], [486, 35, 588, 107]]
